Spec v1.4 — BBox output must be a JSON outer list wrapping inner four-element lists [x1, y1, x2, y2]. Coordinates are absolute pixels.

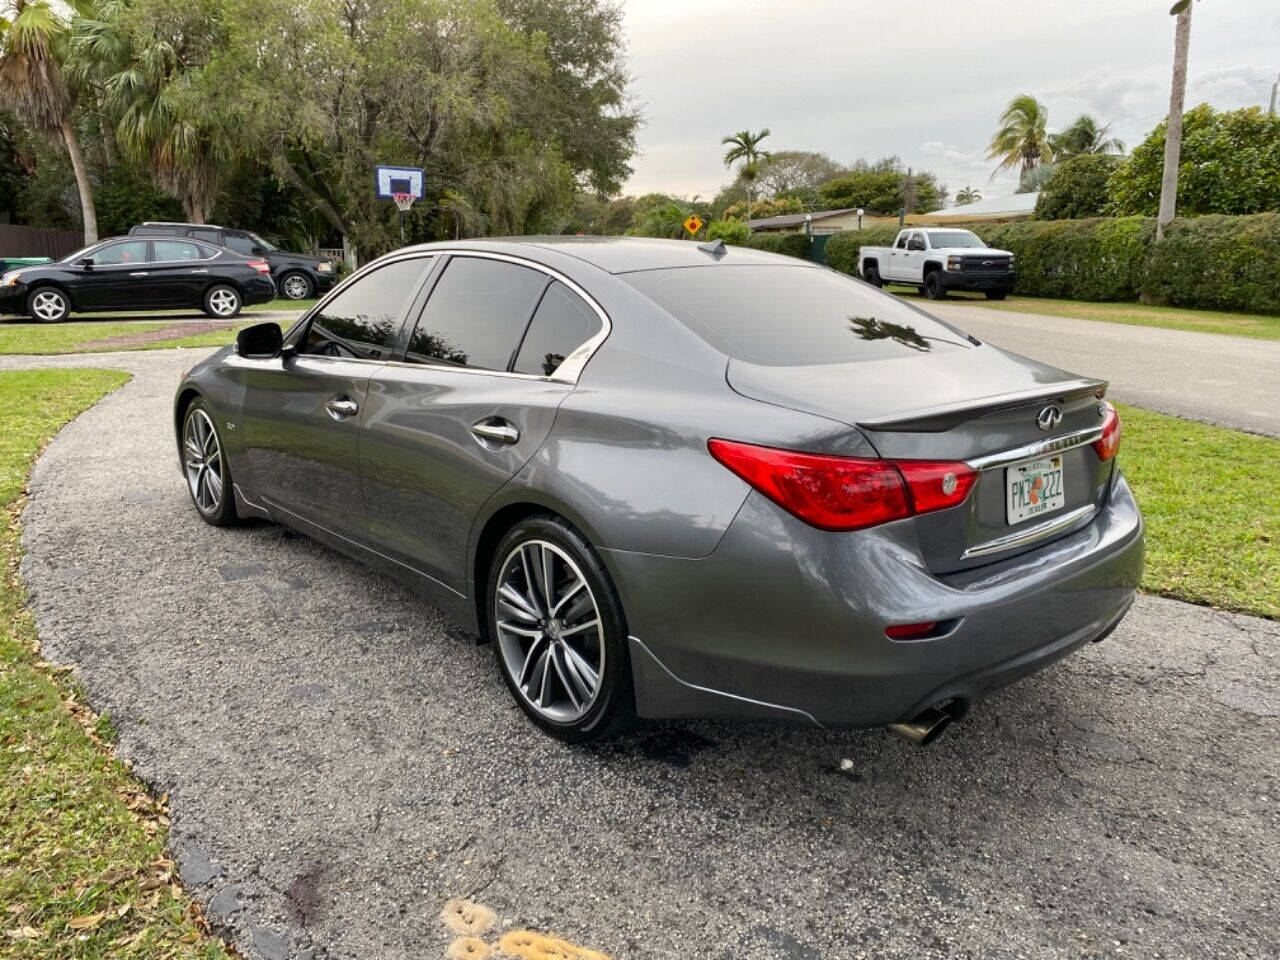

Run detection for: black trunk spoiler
[[857, 379, 1106, 433]]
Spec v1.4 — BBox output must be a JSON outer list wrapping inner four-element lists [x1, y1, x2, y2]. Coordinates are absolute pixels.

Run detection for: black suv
[[128, 222, 338, 300]]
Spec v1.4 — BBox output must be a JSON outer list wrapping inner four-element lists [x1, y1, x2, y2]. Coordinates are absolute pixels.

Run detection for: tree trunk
[[60, 119, 98, 245], [1157, 6, 1192, 241]]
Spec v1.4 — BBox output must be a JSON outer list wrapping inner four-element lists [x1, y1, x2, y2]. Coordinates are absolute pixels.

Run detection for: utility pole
[[1270, 71, 1278, 116], [1157, 1, 1193, 242], [902, 166, 916, 216]]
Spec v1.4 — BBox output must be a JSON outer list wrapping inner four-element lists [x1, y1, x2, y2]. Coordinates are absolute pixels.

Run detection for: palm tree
[[721, 128, 771, 222], [0, 0, 98, 242], [1158, 0, 1194, 240], [954, 186, 981, 206], [1050, 114, 1125, 157], [987, 94, 1052, 181]]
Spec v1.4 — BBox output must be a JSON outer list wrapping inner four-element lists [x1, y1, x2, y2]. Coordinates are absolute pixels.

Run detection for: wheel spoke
[[551, 574, 584, 616], [552, 647, 583, 711], [498, 583, 539, 622], [518, 546, 544, 617], [559, 644, 596, 703], [558, 618, 599, 638], [536, 648, 554, 708], [205, 464, 222, 501], [541, 546, 556, 610], [497, 620, 542, 639], [517, 634, 549, 686]]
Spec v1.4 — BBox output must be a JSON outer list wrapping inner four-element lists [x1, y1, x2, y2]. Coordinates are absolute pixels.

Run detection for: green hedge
[[822, 213, 1280, 315], [745, 232, 812, 259]]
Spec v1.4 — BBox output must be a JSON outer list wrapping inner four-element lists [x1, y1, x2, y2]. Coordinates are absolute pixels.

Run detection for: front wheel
[[181, 399, 238, 526], [278, 271, 314, 301], [487, 515, 635, 743], [27, 287, 70, 323], [203, 284, 242, 318], [923, 271, 947, 300], [985, 289, 1009, 301]]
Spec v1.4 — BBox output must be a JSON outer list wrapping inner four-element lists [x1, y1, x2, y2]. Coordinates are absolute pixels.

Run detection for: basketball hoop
[[392, 192, 415, 213]]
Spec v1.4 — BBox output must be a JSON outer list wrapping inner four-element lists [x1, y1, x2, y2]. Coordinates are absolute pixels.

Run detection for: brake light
[[1092, 401, 1121, 461], [707, 439, 977, 532], [247, 259, 271, 275]]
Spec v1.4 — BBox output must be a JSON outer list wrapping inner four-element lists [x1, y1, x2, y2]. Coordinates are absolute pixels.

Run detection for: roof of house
[[746, 208, 857, 230], [925, 192, 1038, 220]]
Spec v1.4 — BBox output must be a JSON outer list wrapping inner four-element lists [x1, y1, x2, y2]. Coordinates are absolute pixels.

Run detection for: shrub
[[704, 218, 750, 244], [823, 227, 901, 275], [1143, 213, 1280, 313], [976, 217, 1155, 301], [1034, 155, 1122, 220], [745, 232, 811, 259]]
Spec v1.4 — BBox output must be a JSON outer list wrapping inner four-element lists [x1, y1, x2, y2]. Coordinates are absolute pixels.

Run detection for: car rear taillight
[[247, 259, 271, 275], [1092, 401, 1121, 461], [707, 439, 977, 533]]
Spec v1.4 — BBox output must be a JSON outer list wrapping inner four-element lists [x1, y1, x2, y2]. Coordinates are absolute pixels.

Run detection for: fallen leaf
[[67, 913, 106, 931]]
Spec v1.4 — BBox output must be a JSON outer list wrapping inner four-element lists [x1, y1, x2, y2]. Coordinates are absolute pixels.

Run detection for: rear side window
[[513, 281, 602, 377], [153, 240, 210, 261], [191, 228, 221, 245], [300, 257, 430, 360], [404, 257, 547, 370], [623, 265, 974, 367], [222, 233, 256, 255]]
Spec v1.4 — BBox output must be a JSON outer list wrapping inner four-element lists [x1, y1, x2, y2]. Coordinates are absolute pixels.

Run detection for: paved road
[[927, 302, 1280, 437], [12, 350, 1280, 960]]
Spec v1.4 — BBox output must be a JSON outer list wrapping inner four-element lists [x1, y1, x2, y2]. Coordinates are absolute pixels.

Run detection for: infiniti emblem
[[1036, 405, 1063, 431]]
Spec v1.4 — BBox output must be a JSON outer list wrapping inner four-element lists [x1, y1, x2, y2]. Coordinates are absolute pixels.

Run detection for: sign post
[[374, 165, 426, 246]]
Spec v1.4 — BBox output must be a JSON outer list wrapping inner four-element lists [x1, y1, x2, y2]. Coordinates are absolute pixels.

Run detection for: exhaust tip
[[887, 702, 961, 746]]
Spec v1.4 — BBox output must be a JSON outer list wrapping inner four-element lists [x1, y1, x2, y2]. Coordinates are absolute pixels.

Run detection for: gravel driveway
[[13, 350, 1280, 960]]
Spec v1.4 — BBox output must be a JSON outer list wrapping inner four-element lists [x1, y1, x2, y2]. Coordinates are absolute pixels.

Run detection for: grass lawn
[[0, 319, 281, 356], [0, 369, 230, 959], [1119, 403, 1279, 619], [888, 286, 1280, 341]]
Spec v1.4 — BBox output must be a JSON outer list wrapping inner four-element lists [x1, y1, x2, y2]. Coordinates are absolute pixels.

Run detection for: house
[[747, 193, 1038, 234]]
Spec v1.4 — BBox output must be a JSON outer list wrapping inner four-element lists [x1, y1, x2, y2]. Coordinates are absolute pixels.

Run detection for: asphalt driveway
[[927, 301, 1280, 438], [12, 349, 1280, 960]]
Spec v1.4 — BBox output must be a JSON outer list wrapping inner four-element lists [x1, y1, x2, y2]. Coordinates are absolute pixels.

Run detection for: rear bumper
[[941, 270, 1015, 292], [612, 471, 1143, 728], [242, 277, 277, 305]]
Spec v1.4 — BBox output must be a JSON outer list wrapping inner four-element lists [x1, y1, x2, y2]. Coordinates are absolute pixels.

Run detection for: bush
[[977, 217, 1155, 301], [823, 226, 901, 275], [1143, 213, 1280, 313], [745, 232, 811, 259], [704, 218, 750, 244], [1034, 155, 1122, 220]]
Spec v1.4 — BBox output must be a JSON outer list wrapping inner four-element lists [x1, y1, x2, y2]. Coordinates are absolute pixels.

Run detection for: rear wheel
[[863, 264, 882, 288], [985, 289, 1009, 301], [278, 271, 313, 301], [203, 284, 242, 318], [923, 271, 947, 300], [27, 287, 70, 323], [181, 399, 238, 526], [487, 515, 635, 743]]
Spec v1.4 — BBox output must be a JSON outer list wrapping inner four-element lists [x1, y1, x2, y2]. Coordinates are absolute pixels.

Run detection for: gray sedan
[[174, 238, 1143, 744]]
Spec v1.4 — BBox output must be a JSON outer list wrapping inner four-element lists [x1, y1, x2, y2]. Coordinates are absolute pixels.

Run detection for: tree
[[987, 93, 1052, 181], [626, 198, 692, 239], [1158, 0, 1193, 239], [753, 150, 844, 196], [1050, 114, 1124, 157], [820, 158, 944, 214], [1033, 154, 1121, 219], [720, 128, 770, 221], [0, 0, 98, 242], [1108, 104, 1280, 216], [954, 186, 981, 206]]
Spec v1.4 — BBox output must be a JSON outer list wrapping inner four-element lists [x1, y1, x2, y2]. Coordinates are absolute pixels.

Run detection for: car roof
[[135, 222, 233, 231], [394, 236, 811, 275]]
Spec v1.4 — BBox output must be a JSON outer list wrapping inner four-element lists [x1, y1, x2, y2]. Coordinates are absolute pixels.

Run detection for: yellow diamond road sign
[[683, 214, 704, 236]]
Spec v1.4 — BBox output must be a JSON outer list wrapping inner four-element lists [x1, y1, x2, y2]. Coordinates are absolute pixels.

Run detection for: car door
[[74, 239, 156, 310], [360, 255, 605, 594], [887, 231, 910, 282], [147, 239, 217, 307], [233, 255, 434, 539], [902, 231, 928, 283]]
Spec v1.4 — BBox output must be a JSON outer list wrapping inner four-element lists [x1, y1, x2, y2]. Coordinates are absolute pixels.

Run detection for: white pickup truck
[[857, 228, 1016, 301]]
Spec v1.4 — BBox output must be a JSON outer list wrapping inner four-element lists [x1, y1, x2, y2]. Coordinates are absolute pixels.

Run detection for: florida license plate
[[1006, 455, 1065, 524]]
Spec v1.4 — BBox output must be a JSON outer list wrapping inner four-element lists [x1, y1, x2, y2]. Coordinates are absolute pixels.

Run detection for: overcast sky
[[619, 0, 1279, 205]]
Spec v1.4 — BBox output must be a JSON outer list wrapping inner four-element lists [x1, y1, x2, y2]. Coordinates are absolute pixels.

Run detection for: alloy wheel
[[183, 408, 224, 515], [282, 275, 310, 299], [494, 540, 604, 723], [31, 290, 67, 321], [208, 288, 239, 316]]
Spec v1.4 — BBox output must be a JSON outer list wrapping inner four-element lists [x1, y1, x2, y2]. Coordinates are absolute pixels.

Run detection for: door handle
[[471, 420, 519, 445], [325, 397, 359, 420], [191, 268, 209, 274], [129, 271, 150, 276]]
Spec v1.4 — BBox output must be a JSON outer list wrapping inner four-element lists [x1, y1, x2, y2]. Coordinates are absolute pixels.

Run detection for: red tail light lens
[[708, 439, 977, 532], [885, 621, 939, 640], [1092, 401, 1121, 461], [247, 259, 271, 275]]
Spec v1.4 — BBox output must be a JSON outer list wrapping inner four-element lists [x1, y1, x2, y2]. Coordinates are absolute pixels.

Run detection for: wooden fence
[[0, 224, 84, 260]]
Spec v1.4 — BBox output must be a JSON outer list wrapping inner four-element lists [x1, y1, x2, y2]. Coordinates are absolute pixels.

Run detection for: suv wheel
[[487, 514, 636, 743], [279, 272, 313, 301], [923, 271, 947, 300], [28, 287, 70, 323]]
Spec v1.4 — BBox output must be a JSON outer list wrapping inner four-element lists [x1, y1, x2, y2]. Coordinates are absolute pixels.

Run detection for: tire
[[27, 286, 70, 323], [180, 398, 239, 526], [863, 264, 882, 288], [486, 514, 636, 743], [923, 271, 947, 300], [985, 289, 1009, 301], [278, 271, 313, 301], [202, 284, 242, 318]]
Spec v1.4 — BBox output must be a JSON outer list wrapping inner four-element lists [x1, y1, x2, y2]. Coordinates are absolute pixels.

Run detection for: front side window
[[404, 257, 547, 370], [300, 257, 430, 360], [153, 240, 210, 261], [907, 233, 926, 251], [93, 241, 150, 265], [513, 281, 602, 377]]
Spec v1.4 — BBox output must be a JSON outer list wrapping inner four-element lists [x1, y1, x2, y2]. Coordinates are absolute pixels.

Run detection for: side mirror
[[78, 257, 94, 269], [235, 322, 284, 358]]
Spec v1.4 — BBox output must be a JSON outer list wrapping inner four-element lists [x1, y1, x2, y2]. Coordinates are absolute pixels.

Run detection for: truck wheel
[[863, 264, 883, 288], [923, 272, 947, 300], [985, 289, 1009, 301]]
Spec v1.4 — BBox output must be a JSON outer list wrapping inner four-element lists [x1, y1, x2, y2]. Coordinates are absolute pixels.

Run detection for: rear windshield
[[623, 265, 974, 366]]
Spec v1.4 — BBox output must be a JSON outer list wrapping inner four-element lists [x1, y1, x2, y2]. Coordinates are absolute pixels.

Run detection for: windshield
[[624, 265, 974, 367], [247, 232, 278, 252], [926, 230, 986, 248]]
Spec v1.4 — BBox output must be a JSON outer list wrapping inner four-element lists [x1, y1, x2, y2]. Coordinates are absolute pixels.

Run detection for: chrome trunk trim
[[967, 426, 1103, 472], [961, 503, 1099, 559]]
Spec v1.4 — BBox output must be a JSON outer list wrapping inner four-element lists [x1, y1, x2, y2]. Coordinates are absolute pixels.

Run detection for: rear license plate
[[1006, 455, 1065, 524]]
